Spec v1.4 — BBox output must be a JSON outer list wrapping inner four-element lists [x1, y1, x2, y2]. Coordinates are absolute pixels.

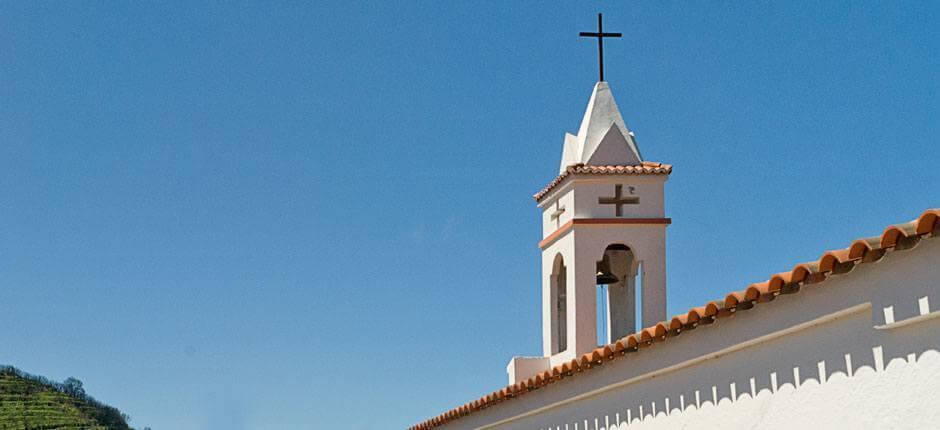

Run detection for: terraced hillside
[[0, 366, 131, 430]]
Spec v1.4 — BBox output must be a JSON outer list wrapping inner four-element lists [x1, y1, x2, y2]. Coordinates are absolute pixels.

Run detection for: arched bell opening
[[596, 244, 639, 345], [550, 253, 568, 354]]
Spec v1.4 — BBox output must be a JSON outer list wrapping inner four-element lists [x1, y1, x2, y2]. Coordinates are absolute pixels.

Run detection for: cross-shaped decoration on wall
[[598, 184, 638, 217], [550, 200, 566, 228]]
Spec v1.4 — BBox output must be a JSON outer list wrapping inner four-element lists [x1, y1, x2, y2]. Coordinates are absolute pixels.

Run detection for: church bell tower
[[506, 16, 671, 384]]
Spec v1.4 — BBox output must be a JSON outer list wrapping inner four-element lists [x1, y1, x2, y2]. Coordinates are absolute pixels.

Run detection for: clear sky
[[1, 2, 937, 429]]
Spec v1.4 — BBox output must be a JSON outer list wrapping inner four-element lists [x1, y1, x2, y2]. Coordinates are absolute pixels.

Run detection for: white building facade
[[412, 81, 940, 430]]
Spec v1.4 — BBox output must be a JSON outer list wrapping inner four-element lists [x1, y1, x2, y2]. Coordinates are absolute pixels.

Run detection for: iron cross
[[579, 13, 622, 82], [599, 184, 638, 217]]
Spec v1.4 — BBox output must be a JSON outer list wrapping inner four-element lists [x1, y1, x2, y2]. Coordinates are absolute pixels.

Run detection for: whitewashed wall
[[538, 176, 666, 238], [440, 235, 940, 430]]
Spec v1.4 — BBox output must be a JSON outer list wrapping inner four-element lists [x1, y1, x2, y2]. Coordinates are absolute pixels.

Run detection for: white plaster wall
[[539, 176, 667, 238], [507, 357, 551, 386], [441, 235, 940, 430], [570, 177, 665, 220]]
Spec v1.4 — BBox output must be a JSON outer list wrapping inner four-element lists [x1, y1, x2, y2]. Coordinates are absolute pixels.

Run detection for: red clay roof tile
[[916, 209, 939, 234], [818, 249, 853, 273]]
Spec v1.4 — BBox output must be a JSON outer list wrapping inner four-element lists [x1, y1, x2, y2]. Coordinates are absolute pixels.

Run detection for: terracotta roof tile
[[410, 208, 939, 430], [881, 221, 918, 248], [533, 162, 672, 202], [819, 249, 854, 273], [703, 302, 720, 318], [916, 210, 940, 235]]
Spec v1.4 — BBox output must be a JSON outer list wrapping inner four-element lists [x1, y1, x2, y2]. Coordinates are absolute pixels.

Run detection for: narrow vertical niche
[[552, 254, 567, 354], [557, 265, 567, 352], [635, 261, 643, 332]]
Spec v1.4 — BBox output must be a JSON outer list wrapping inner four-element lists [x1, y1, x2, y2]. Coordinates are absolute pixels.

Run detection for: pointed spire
[[559, 82, 642, 174]]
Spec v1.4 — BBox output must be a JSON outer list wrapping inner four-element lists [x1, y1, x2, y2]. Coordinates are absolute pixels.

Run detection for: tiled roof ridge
[[533, 161, 672, 202], [410, 208, 940, 430]]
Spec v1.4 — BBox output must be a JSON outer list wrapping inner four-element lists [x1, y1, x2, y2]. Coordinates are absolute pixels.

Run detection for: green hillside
[[0, 366, 132, 430]]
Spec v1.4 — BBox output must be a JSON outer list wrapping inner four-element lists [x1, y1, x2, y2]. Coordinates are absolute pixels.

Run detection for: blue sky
[[0, 2, 936, 429]]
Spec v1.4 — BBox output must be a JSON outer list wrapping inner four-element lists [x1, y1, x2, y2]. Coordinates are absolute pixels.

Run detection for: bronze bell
[[595, 254, 619, 285]]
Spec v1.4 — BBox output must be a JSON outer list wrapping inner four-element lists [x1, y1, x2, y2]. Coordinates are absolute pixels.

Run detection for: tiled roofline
[[410, 208, 940, 430], [533, 162, 672, 203]]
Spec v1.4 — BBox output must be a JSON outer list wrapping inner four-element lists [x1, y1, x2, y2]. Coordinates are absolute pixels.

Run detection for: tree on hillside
[[63, 377, 85, 397]]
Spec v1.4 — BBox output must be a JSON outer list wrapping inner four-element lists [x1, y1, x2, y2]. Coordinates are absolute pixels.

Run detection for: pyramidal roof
[[559, 81, 642, 174]]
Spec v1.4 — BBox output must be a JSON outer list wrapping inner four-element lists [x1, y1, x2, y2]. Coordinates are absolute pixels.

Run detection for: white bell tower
[[507, 81, 671, 384]]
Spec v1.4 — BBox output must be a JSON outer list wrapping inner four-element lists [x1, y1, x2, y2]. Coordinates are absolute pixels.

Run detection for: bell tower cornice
[[534, 162, 672, 205]]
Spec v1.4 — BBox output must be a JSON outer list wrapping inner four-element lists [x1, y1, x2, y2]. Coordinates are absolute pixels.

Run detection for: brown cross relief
[[549, 200, 566, 228], [598, 184, 638, 216]]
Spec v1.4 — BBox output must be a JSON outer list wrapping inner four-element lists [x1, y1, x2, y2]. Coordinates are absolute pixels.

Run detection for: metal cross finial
[[579, 13, 622, 82]]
